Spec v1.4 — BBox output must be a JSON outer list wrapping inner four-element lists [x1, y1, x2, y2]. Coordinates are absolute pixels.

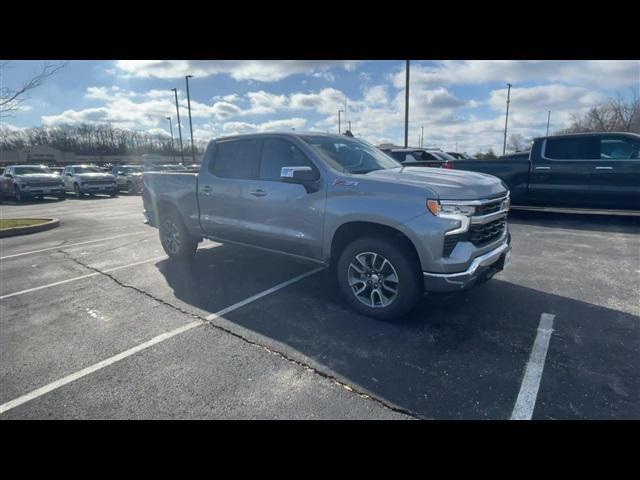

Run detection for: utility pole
[[421, 126, 424, 148], [171, 88, 185, 165], [345, 97, 348, 131], [185, 75, 195, 164], [166, 116, 175, 162], [502, 82, 512, 155], [338, 109, 344, 134], [404, 60, 410, 148], [546, 110, 551, 136], [348, 120, 351, 132]]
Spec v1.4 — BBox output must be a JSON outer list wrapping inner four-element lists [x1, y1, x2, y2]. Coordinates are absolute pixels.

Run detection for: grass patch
[[0, 218, 50, 229]]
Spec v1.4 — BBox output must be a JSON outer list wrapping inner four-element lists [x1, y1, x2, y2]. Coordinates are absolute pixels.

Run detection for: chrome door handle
[[249, 189, 267, 197], [595, 166, 613, 170], [535, 166, 551, 170], [200, 185, 213, 195]]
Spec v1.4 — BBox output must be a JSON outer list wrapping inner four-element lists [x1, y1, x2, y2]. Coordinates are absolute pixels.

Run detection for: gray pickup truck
[[143, 133, 511, 319]]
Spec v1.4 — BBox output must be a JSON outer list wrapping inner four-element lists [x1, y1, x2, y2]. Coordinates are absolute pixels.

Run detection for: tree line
[[0, 123, 209, 156]]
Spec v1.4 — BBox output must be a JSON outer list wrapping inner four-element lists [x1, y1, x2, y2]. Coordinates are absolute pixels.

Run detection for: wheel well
[[329, 222, 420, 272]]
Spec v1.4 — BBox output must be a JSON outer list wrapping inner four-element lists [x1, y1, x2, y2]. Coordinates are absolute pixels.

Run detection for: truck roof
[[212, 131, 358, 143], [533, 132, 640, 141]]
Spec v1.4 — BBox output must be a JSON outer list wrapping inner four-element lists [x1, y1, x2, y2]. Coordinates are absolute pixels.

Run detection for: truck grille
[[28, 181, 61, 188], [475, 200, 503, 216], [443, 218, 507, 257], [469, 218, 506, 246]]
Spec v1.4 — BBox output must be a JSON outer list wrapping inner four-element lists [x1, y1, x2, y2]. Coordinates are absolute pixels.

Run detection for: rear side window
[[212, 139, 261, 179], [259, 138, 315, 180], [545, 137, 600, 160]]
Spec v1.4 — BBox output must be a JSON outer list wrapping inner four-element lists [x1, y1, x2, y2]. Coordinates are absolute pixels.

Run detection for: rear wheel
[[337, 236, 422, 320], [159, 209, 198, 261], [74, 183, 82, 198]]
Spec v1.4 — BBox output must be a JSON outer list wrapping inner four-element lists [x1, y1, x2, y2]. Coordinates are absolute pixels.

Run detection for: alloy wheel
[[347, 251, 399, 308]]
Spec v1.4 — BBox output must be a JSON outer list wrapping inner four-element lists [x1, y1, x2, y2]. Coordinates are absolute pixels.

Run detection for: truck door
[[529, 136, 601, 207], [197, 138, 262, 243], [594, 134, 640, 209], [240, 137, 325, 260]]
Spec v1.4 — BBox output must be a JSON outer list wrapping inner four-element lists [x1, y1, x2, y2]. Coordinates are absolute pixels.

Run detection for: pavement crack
[[59, 251, 423, 420]]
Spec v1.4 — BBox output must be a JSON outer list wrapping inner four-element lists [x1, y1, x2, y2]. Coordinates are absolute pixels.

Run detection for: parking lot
[[0, 193, 638, 419]]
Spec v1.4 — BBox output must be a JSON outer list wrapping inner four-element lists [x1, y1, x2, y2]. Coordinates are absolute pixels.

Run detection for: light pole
[[502, 82, 512, 155], [185, 75, 195, 164], [546, 110, 551, 136], [348, 120, 352, 132], [338, 109, 344, 134], [404, 60, 410, 148], [166, 116, 175, 162], [171, 88, 185, 165], [421, 126, 424, 148]]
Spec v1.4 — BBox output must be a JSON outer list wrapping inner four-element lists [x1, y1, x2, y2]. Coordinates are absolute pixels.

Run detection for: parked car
[[61, 164, 118, 198], [144, 164, 188, 172], [378, 147, 453, 168], [447, 152, 475, 160], [143, 132, 511, 320], [50, 167, 64, 175], [112, 165, 144, 194], [0, 165, 66, 201], [450, 132, 640, 210]]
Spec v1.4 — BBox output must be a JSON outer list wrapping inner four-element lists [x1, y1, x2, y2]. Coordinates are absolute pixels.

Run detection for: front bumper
[[79, 184, 117, 193], [22, 187, 65, 196], [423, 240, 511, 292]]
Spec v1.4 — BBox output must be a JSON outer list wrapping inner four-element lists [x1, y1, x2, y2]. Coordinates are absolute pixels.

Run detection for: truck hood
[[15, 173, 63, 183], [77, 173, 115, 180], [364, 167, 508, 200]]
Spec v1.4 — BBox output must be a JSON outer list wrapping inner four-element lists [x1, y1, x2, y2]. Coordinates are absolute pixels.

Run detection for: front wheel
[[159, 210, 198, 261], [336, 237, 422, 320], [14, 186, 26, 202]]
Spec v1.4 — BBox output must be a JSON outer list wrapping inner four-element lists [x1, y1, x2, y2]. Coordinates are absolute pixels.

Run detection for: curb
[[0, 218, 61, 238]]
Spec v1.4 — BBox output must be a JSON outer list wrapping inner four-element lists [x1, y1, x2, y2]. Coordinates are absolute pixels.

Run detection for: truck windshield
[[74, 166, 104, 173], [13, 166, 51, 174], [300, 135, 400, 174]]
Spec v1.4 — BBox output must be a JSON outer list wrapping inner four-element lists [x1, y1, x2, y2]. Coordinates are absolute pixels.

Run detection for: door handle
[[535, 166, 551, 170], [200, 185, 213, 195], [595, 166, 613, 170], [249, 189, 267, 197]]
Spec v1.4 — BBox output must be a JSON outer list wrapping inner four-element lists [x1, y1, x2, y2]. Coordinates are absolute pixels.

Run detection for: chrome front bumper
[[423, 241, 511, 292]]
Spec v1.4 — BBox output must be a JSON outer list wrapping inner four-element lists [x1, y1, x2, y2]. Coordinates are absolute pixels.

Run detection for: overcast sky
[[2, 60, 639, 153]]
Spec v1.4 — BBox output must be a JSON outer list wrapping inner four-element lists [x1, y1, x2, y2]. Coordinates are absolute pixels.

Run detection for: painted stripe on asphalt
[[510, 313, 555, 420], [0, 256, 167, 300], [0, 231, 149, 260], [0, 266, 325, 415]]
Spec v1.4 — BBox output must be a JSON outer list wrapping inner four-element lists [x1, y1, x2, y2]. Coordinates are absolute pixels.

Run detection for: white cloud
[[115, 60, 360, 82]]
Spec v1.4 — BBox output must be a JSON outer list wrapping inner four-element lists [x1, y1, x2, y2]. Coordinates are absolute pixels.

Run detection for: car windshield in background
[[74, 166, 104, 174], [300, 135, 400, 174], [430, 151, 457, 161], [13, 166, 52, 174], [153, 165, 186, 171], [123, 167, 143, 173]]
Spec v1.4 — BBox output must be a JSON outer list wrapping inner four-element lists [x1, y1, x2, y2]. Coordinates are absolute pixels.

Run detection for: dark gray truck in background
[[143, 133, 511, 319], [450, 132, 640, 210]]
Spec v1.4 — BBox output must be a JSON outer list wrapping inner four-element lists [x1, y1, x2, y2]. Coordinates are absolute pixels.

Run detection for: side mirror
[[280, 166, 318, 183]]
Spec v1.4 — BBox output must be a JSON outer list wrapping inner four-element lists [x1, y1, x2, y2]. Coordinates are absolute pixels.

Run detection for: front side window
[[259, 139, 315, 180], [600, 137, 640, 159], [212, 139, 261, 179], [300, 135, 400, 174]]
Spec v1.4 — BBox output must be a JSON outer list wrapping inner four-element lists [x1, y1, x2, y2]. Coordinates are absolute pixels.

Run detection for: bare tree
[[507, 133, 529, 152], [0, 61, 67, 117], [559, 88, 640, 134]]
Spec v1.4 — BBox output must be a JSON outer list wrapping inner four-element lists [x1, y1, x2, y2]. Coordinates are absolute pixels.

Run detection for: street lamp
[[404, 60, 410, 148], [185, 75, 196, 164], [502, 82, 512, 155], [546, 110, 551, 136], [338, 109, 344, 134], [348, 120, 352, 132], [166, 116, 175, 162], [170, 88, 185, 165]]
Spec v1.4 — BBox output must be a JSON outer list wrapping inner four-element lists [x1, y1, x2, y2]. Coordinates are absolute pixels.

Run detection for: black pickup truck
[[450, 132, 640, 210]]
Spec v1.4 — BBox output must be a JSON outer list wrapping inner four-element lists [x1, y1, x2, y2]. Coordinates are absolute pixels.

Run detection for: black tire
[[14, 185, 26, 202], [74, 183, 82, 199], [159, 208, 198, 261], [57, 195, 66, 201], [127, 182, 135, 195], [110, 190, 118, 197], [336, 236, 422, 320]]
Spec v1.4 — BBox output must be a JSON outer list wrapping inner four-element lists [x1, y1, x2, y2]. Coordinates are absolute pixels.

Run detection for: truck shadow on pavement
[[156, 245, 639, 420], [508, 209, 640, 235]]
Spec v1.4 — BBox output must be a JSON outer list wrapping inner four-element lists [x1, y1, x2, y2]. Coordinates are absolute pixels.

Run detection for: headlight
[[426, 200, 475, 217]]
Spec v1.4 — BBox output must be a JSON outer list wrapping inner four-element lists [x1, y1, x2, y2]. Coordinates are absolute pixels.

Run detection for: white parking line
[[511, 313, 555, 420], [0, 231, 149, 260], [0, 256, 167, 300], [0, 266, 324, 415]]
